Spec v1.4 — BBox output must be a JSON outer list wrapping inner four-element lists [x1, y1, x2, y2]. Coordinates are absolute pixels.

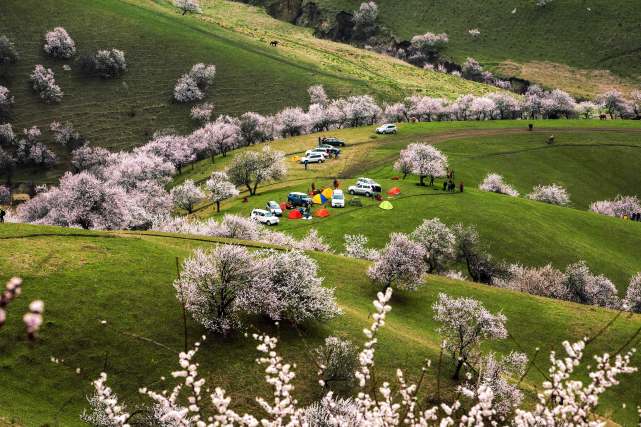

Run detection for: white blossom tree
[[174, 0, 202, 14], [308, 85, 329, 107], [247, 250, 341, 324], [397, 143, 448, 186], [590, 194, 641, 218], [352, 1, 379, 40], [275, 107, 310, 137], [205, 171, 239, 212], [170, 180, 205, 213], [410, 217, 456, 273], [43, 27, 76, 58], [624, 273, 641, 313], [175, 245, 255, 334], [30, 65, 63, 103], [343, 234, 379, 260], [190, 102, 214, 123], [227, 146, 286, 195], [598, 89, 628, 119], [433, 293, 508, 380], [367, 233, 426, 290], [479, 173, 519, 196], [526, 183, 571, 206], [0, 86, 13, 117]]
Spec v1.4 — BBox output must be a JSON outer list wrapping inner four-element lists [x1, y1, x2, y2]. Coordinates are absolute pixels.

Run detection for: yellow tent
[[321, 188, 333, 199], [312, 193, 328, 204], [379, 201, 394, 210]]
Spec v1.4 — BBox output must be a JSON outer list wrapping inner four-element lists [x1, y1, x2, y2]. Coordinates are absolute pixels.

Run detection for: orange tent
[[387, 187, 401, 196], [314, 208, 330, 218], [288, 209, 303, 219]]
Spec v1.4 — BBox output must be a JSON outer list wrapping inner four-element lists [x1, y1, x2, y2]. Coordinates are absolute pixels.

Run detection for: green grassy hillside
[[175, 120, 641, 290], [307, 0, 641, 97], [0, 223, 640, 425], [0, 0, 491, 183]]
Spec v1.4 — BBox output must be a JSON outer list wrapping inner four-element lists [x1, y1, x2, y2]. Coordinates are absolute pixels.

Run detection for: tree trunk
[[419, 175, 425, 186], [452, 359, 464, 380], [216, 201, 220, 212], [211, 154, 215, 163]]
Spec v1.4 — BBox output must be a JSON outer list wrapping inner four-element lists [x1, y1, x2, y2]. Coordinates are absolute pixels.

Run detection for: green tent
[[379, 201, 393, 210]]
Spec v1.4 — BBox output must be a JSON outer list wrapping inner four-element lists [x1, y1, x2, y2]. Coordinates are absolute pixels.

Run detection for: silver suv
[[348, 181, 382, 197]]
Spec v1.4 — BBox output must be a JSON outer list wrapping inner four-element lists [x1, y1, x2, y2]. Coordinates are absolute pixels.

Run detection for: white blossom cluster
[[468, 28, 481, 38], [0, 123, 14, 145], [314, 336, 358, 388], [0, 185, 10, 204], [175, 246, 340, 334], [624, 273, 641, 313], [479, 173, 520, 196], [0, 277, 45, 341], [170, 180, 205, 214], [590, 194, 641, 218], [43, 27, 76, 58], [526, 183, 571, 205], [174, 63, 216, 102], [174, 0, 202, 14], [29, 65, 63, 103], [12, 126, 57, 168], [82, 49, 127, 79], [343, 234, 379, 260], [205, 171, 239, 212]]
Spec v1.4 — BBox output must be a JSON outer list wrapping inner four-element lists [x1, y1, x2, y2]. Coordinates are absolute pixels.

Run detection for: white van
[[331, 189, 345, 208]]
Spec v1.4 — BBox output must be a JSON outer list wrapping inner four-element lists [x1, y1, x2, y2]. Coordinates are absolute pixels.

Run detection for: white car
[[331, 189, 345, 208], [250, 209, 279, 225], [357, 177, 379, 186], [348, 182, 382, 197], [266, 201, 283, 216], [304, 148, 330, 158], [376, 123, 397, 134], [300, 152, 325, 164]]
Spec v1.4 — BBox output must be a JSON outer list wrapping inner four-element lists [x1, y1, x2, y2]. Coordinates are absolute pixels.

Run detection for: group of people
[[441, 168, 463, 193]]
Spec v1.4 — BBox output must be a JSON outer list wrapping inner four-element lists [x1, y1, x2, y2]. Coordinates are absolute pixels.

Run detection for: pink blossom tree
[[174, 0, 202, 15], [190, 102, 214, 123], [598, 89, 628, 119], [479, 173, 519, 196], [30, 65, 63, 103], [239, 112, 271, 145], [590, 194, 641, 218], [205, 171, 239, 212], [275, 107, 310, 137], [367, 233, 426, 290], [527, 183, 571, 206], [308, 84, 329, 106], [247, 250, 341, 324], [624, 273, 641, 313], [175, 245, 255, 334], [43, 27, 76, 58]]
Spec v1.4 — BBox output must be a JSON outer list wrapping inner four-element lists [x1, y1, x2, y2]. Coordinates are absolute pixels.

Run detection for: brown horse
[[270, 40, 279, 47]]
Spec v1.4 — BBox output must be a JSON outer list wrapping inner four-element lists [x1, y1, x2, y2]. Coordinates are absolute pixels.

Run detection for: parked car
[[300, 152, 325, 164], [251, 209, 279, 225], [266, 201, 283, 216], [376, 124, 397, 134], [318, 144, 341, 155], [320, 137, 346, 147], [348, 182, 382, 197], [357, 177, 380, 186], [288, 192, 312, 207], [304, 148, 330, 158], [331, 189, 345, 208]]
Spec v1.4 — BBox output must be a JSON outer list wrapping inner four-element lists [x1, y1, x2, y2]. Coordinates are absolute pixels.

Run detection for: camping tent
[[288, 209, 303, 219], [321, 188, 333, 199], [387, 187, 401, 196], [312, 193, 328, 204], [379, 201, 394, 210], [314, 208, 330, 218]]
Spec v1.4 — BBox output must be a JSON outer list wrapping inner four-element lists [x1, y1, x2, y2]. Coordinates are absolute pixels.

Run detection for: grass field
[[173, 120, 641, 290], [0, 0, 491, 183], [0, 223, 640, 426], [306, 0, 641, 97]]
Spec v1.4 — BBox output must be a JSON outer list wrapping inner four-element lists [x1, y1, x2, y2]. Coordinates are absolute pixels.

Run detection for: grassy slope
[[0, 0, 491, 183], [0, 223, 640, 426], [176, 120, 641, 290], [308, 0, 641, 97]]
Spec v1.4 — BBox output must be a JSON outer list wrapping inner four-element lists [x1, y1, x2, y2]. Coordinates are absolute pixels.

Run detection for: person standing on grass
[[459, 182, 464, 193], [0, 208, 5, 223], [443, 181, 447, 191]]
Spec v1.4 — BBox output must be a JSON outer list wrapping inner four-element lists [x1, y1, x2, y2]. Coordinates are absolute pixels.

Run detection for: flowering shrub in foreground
[[83, 288, 638, 426]]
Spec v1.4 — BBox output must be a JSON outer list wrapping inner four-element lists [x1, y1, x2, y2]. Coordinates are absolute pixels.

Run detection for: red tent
[[288, 209, 303, 219], [314, 208, 330, 218], [387, 187, 401, 196]]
